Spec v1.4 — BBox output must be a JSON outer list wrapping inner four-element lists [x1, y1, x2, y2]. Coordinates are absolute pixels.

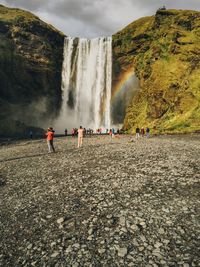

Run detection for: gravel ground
[[0, 134, 200, 267]]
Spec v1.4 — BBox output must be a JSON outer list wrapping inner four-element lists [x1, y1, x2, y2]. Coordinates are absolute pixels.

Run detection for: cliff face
[[1, 5, 200, 136], [0, 5, 64, 137], [113, 9, 200, 133]]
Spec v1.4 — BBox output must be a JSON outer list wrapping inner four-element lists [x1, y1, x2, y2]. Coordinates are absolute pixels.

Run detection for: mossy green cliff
[[113, 9, 200, 134], [0, 5, 64, 137]]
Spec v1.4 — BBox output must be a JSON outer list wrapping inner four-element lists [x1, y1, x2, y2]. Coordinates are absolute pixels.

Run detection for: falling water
[[61, 37, 74, 110], [57, 36, 112, 131]]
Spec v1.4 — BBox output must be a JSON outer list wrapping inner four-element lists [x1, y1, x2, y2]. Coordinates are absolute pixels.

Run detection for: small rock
[[27, 244, 32, 250], [87, 236, 93, 240], [154, 242, 162, 248], [98, 248, 105, 254], [88, 228, 93, 235], [162, 207, 170, 213], [51, 252, 59, 258], [73, 243, 80, 249], [65, 246, 72, 253], [117, 247, 127, 257], [158, 228, 165, 234], [57, 217, 64, 224], [50, 242, 56, 247], [130, 225, 138, 232], [138, 246, 144, 252], [119, 216, 126, 226]]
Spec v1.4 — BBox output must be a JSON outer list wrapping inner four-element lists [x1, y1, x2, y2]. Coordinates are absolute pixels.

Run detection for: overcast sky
[[0, 0, 200, 37]]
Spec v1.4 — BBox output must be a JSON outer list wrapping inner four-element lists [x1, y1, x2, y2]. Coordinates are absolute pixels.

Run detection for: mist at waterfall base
[[54, 36, 112, 133]]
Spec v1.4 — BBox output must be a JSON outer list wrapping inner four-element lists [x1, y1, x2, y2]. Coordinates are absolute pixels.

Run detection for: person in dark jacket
[[146, 127, 150, 138], [136, 127, 140, 139]]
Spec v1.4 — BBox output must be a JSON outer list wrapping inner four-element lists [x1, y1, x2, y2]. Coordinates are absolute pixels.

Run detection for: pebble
[[56, 217, 64, 224], [1, 135, 199, 266], [51, 252, 59, 258], [117, 247, 127, 257], [98, 249, 105, 254], [158, 228, 165, 234], [65, 246, 72, 253], [27, 244, 32, 250]]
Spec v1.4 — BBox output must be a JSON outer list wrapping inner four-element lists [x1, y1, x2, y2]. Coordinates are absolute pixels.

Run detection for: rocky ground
[[0, 134, 200, 267]]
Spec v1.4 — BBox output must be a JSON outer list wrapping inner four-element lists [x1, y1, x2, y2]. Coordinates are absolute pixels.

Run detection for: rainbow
[[111, 67, 135, 101], [101, 66, 136, 119]]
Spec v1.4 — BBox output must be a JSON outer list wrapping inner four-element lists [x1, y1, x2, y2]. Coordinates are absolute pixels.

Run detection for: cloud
[[0, 0, 47, 11], [1, 0, 200, 37]]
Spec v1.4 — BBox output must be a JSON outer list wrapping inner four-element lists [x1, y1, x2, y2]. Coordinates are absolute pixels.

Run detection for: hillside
[[0, 5, 64, 137], [113, 9, 200, 133], [1, 5, 200, 136]]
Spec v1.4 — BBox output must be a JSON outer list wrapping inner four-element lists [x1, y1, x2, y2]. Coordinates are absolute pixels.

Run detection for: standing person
[[146, 127, 150, 138], [77, 126, 84, 148], [112, 128, 115, 139], [136, 127, 140, 139], [109, 129, 112, 138], [64, 129, 68, 136], [141, 127, 145, 137], [71, 128, 75, 137], [29, 130, 33, 140], [84, 128, 86, 136], [46, 127, 55, 153]]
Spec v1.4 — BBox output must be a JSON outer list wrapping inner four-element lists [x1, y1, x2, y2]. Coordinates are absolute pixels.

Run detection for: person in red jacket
[[46, 127, 55, 153]]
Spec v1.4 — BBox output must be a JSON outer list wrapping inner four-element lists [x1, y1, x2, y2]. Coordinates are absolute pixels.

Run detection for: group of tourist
[[70, 128, 94, 137], [45, 126, 151, 153], [66, 128, 122, 136], [135, 127, 150, 138], [46, 126, 85, 152]]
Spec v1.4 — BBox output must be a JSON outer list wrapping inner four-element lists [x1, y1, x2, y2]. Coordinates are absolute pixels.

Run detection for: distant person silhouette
[[29, 130, 33, 140], [146, 127, 150, 138], [72, 128, 75, 137], [141, 127, 145, 137], [136, 127, 140, 139], [112, 128, 115, 138]]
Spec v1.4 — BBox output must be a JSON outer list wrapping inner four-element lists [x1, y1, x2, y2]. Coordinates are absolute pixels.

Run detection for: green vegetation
[[0, 4, 61, 33], [113, 9, 200, 134]]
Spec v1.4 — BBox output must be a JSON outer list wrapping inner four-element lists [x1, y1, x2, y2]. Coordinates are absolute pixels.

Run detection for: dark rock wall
[[0, 5, 64, 137]]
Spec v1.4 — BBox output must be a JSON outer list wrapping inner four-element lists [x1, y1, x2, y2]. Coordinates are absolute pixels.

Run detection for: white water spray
[[56, 36, 112, 131], [61, 37, 74, 108]]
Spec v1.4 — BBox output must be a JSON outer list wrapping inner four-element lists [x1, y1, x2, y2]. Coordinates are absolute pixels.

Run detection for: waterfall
[[105, 37, 112, 129], [57, 36, 112, 131], [61, 37, 74, 108]]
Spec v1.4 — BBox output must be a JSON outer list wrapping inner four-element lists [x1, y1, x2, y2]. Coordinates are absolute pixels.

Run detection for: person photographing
[[46, 127, 55, 153]]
